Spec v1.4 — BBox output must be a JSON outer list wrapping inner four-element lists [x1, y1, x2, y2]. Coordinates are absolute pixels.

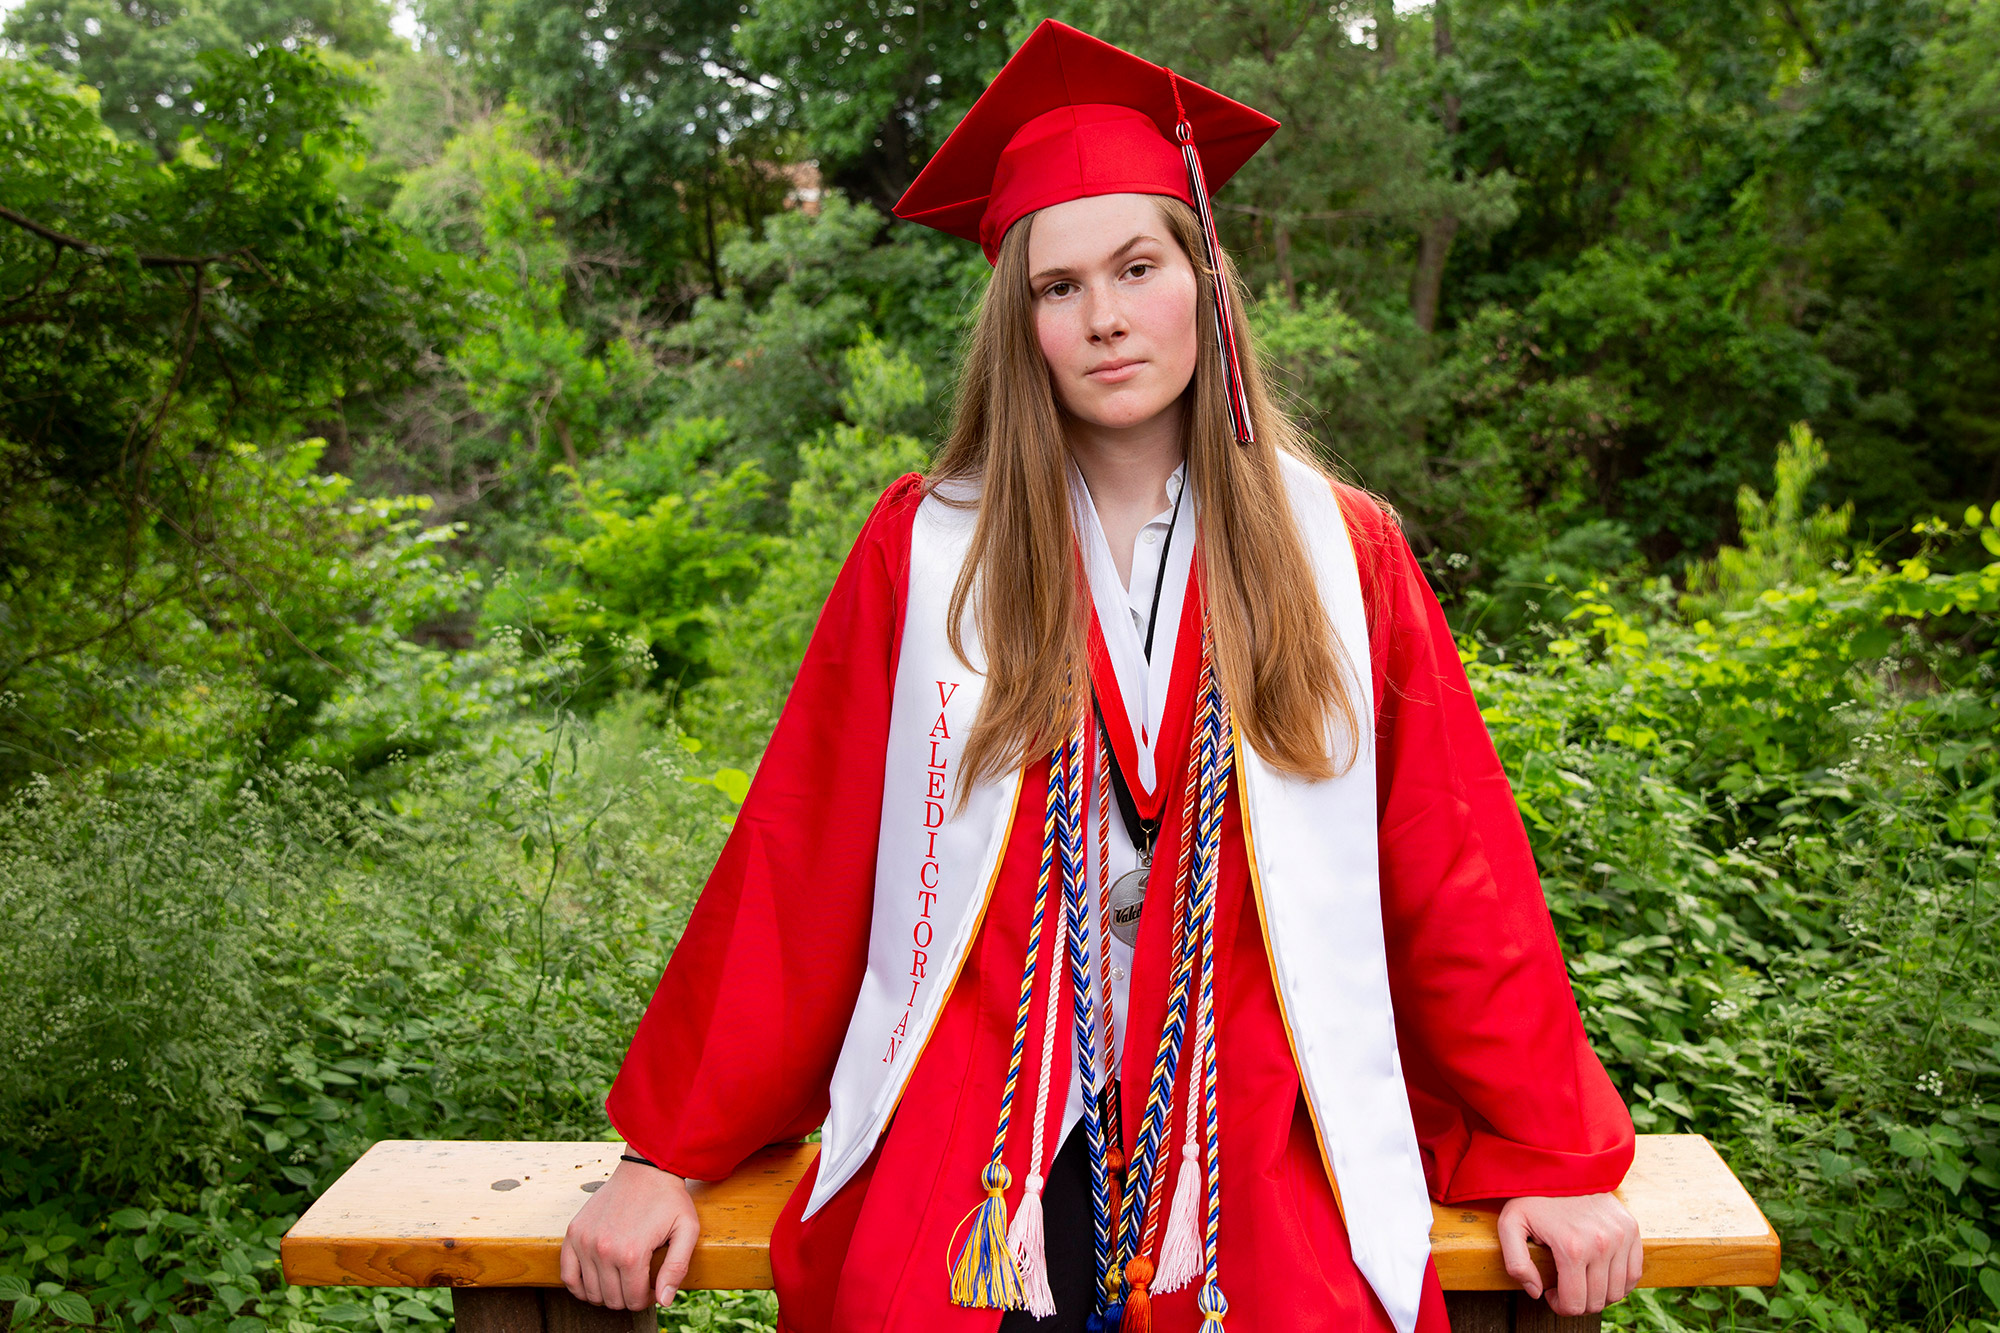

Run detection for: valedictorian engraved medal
[[1109, 859, 1149, 947]]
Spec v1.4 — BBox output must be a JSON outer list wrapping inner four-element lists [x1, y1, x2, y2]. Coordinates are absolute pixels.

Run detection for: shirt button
[[1142, 531, 1158, 545], [1112, 966, 1127, 982]]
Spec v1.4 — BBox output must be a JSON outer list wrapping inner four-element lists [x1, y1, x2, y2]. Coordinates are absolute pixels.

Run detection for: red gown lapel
[[1084, 560, 1207, 822]]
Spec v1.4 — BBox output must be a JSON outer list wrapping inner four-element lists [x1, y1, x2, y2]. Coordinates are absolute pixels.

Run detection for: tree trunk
[[1374, 0, 1399, 66], [702, 174, 723, 299], [1411, 0, 1462, 335], [1275, 221, 1298, 308], [1410, 214, 1460, 335]]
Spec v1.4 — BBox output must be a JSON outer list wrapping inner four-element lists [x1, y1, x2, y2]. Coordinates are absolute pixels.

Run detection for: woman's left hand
[[1496, 1193, 1644, 1316]]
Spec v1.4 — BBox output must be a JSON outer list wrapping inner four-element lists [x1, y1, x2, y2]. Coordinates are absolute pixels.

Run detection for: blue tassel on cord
[[950, 1162, 1025, 1309]]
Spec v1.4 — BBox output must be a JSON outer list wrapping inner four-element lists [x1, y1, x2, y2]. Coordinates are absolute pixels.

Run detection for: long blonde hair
[[929, 196, 1358, 790]]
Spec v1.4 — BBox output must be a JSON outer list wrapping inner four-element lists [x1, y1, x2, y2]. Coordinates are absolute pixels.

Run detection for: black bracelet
[[620, 1151, 664, 1171]]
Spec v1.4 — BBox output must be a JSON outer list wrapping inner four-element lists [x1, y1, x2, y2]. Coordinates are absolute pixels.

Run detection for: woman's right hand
[[560, 1160, 702, 1309]]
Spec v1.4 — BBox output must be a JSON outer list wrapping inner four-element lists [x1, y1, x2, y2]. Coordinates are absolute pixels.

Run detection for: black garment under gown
[[998, 1121, 1098, 1333]]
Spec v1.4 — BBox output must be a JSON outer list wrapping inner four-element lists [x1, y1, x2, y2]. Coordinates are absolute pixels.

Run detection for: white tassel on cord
[[1152, 955, 1206, 1294], [1007, 892, 1069, 1319], [1153, 1137, 1203, 1290]]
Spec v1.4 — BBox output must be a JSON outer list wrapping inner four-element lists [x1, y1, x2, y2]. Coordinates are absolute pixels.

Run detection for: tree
[[735, 0, 1016, 216], [0, 49, 467, 780], [2, 0, 393, 155], [439, 0, 799, 311]]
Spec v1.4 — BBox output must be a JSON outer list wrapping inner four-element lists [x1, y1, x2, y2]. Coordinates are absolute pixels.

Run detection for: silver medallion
[[1108, 864, 1149, 947]]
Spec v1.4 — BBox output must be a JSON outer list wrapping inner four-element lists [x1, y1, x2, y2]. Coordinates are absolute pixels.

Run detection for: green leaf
[[0, 1280, 27, 1303], [1887, 1126, 1929, 1158], [46, 1291, 93, 1324], [10, 1296, 41, 1325], [1982, 1266, 2000, 1310], [108, 1209, 151, 1231], [1851, 624, 1894, 659], [320, 1302, 372, 1324]]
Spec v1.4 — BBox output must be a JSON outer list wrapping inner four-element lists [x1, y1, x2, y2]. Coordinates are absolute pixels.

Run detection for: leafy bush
[[1473, 478, 2000, 1331], [0, 686, 746, 1332]]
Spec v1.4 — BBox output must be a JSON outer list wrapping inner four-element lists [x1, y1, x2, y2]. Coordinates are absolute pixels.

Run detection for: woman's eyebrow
[[1030, 233, 1163, 283]]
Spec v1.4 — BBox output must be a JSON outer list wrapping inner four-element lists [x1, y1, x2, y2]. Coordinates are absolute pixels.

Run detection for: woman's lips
[[1086, 357, 1144, 383]]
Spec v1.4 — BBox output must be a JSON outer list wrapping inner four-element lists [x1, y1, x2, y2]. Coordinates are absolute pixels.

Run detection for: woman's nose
[[1085, 283, 1127, 343]]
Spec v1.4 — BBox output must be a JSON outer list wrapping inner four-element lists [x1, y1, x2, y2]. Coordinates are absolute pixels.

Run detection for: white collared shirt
[[1058, 461, 1194, 1143]]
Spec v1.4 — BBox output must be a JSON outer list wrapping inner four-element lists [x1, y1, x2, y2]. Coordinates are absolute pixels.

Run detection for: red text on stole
[[886, 679, 958, 1063]]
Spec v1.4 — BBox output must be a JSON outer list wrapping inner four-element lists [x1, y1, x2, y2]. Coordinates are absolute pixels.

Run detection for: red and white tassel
[[1169, 71, 1254, 447]]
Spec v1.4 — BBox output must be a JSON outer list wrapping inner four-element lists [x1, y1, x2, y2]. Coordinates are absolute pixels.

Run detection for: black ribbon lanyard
[[1091, 469, 1187, 865]]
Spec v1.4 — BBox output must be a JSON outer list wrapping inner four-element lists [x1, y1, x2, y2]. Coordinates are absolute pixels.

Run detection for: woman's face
[[1026, 193, 1200, 435]]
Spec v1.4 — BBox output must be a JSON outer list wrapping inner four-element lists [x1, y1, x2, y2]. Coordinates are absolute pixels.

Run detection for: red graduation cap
[[894, 20, 1276, 443]]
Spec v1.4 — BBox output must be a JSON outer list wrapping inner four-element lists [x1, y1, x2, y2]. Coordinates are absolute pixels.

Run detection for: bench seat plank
[[281, 1134, 1777, 1293], [1429, 1135, 1779, 1290]]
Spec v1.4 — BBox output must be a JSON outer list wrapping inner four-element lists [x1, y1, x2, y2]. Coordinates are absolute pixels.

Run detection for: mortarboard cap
[[893, 20, 1279, 264]]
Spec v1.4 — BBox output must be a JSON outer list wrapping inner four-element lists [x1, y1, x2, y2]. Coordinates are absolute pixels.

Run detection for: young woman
[[562, 21, 1642, 1333]]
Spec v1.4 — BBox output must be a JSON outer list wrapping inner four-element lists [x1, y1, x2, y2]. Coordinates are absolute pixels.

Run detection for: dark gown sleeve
[[1336, 485, 1636, 1204], [604, 474, 926, 1181]]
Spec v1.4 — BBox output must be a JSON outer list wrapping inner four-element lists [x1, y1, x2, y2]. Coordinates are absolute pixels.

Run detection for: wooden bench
[[281, 1135, 1778, 1333]]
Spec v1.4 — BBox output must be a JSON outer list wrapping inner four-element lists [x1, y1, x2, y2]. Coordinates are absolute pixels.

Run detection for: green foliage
[[734, 0, 1012, 214], [1471, 478, 2000, 1332], [2, 0, 392, 152], [6, 5, 2000, 1333], [0, 435, 477, 784], [0, 684, 755, 1332], [684, 335, 932, 754], [499, 458, 774, 697], [661, 195, 970, 496], [425, 0, 794, 307], [0, 49, 471, 783], [393, 106, 657, 487], [1684, 424, 1856, 619]]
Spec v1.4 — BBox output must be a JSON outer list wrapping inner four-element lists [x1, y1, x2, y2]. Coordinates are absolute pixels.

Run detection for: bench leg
[[1445, 1291, 1600, 1333], [452, 1289, 656, 1333]]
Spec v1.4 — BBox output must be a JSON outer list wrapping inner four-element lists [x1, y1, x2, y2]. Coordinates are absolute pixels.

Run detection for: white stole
[[804, 455, 1432, 1333]]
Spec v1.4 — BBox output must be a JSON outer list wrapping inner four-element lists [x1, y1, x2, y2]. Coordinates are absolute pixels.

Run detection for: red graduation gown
[[607, 474, 1634, 1333]]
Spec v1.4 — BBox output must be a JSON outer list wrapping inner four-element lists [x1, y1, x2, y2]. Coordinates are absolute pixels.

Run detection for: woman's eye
[[1043, 281, 1076, 299], [1125, 263, 1152, 279]]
